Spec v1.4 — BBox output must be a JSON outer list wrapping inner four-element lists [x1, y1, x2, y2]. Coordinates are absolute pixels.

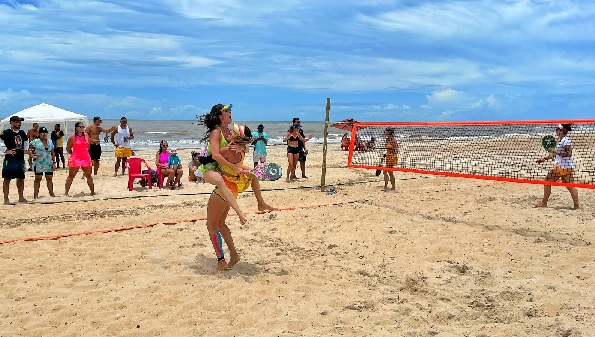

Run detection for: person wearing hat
[[1, 116, 32, 204], [251, 124, 268, 168], [29, 126, 56, 198], [535, 123, 580, 209]]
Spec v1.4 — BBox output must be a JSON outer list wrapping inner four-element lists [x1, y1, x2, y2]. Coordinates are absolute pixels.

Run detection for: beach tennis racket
[[375, 154, 386, 176], [541, 135, 557, 151], [246, 162, 283, 181]]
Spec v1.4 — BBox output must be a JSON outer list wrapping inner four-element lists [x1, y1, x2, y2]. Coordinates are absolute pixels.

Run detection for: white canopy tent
[[1, 103, 89, 136]]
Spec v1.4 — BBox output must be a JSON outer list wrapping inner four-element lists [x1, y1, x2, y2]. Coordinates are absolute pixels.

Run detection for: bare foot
[[301, 175, 308, 179], [50, 193, 55, 197], [226, 254, 241, 270], [3, 201, 15, 205], [217, 259, 228, 271], [258, 203, 277, 211], [573, 205, 580, 210], [534, 202, 547, 208], [18, 198, 29, 203], [90, 192, 96, 196]]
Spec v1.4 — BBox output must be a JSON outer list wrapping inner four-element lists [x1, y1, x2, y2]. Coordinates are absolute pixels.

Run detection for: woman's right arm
[[283, 132, 291, 142], [155, 152, 161, 167]]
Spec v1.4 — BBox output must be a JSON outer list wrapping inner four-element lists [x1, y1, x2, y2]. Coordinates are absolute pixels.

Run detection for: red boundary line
[[0, 202, 349, 245]]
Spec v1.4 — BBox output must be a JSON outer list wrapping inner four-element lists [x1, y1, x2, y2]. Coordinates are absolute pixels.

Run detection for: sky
[[1, 0, 594, 122]]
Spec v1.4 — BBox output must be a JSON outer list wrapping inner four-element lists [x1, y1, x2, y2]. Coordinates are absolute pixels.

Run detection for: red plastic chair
[[156, 166, 167, 189], [156, 166, 182, 189], [126, 157, 153, 191]]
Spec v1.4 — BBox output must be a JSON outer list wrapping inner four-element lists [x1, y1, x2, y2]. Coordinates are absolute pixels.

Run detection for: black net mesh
[[346, 121, 595, 188]]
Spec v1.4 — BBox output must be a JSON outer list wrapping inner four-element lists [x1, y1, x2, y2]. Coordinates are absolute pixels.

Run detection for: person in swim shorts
[[535, 123, 579, 209], [382, 127, 398, 191], [110, 117, 134, 176]]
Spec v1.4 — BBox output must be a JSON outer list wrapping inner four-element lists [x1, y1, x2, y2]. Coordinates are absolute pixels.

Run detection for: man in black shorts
[[1, 116, 31, 204], [86, 116, 117, 175]]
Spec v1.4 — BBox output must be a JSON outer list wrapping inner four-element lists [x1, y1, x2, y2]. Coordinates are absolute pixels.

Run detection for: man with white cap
[[1, 116, 32, 204]]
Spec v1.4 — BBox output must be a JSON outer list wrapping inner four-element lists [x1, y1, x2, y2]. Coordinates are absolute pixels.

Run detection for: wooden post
[[321, 98, 330, 192]]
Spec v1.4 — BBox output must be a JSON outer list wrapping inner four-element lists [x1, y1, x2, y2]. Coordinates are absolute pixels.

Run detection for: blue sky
[[1, 0, 594, 122]]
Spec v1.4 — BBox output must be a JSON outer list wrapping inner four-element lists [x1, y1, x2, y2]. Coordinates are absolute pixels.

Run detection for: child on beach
[[188, 151, 203, 183], [167, 149, 183, 174]]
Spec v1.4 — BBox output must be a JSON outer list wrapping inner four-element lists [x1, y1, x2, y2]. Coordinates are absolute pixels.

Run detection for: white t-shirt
[[115, 126, 131, 148], [555, 136, 573, 169]]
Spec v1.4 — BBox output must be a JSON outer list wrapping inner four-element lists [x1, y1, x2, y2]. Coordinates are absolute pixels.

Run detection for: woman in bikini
[[65, 121, 95, 196], [383, 127, 397, 191], [283, 125, 312, 181], [197, 104, 275, 225], [206, 124, 255, 271]]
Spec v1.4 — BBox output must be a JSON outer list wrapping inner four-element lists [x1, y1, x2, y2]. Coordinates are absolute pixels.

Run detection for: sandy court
[[1, 144, 594, 336]]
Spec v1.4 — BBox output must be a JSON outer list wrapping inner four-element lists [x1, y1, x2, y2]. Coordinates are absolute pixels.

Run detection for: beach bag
[[140, 169, 158, 186]]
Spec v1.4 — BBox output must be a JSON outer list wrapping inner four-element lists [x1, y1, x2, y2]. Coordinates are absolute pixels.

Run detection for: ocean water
[[1, 120, 344, 152]]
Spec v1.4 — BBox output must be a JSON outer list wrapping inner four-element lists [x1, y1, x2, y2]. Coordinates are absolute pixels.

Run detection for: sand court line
[[0, 201, 357, 245]]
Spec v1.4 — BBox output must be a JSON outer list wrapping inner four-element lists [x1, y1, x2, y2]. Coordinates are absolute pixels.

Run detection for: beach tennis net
[[346, 120, 595, 189]]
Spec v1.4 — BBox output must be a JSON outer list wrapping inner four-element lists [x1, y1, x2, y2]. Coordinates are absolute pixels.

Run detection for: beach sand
[[1, 144, 594, 336]]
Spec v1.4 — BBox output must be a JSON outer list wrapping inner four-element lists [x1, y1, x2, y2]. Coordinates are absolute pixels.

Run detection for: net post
[[321, 97, 330, 192]]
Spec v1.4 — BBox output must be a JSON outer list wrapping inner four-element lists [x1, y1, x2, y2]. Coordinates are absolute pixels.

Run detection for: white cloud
[[0, 88, 31, 103]]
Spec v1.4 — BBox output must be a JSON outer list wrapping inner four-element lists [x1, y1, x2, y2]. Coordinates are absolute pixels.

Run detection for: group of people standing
[[283, 118, 312, 182], [1, 115, 134, 204]]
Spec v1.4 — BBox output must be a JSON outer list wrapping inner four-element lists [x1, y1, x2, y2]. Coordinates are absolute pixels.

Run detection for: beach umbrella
[[330, 118, 360, 131]]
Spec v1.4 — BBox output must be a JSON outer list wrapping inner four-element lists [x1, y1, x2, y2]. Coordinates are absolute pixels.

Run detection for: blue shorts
[[2, 158, 26, 180]]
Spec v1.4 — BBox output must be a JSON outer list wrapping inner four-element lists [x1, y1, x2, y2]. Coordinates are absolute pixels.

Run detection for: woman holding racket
[[205, 124, 254, 271], [535, 123, 579, 209], [197, 104, 275, 225]]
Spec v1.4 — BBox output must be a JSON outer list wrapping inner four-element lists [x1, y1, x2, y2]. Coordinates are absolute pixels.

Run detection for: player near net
[[382, 127, 398, 191], [535, 123, 580, 209]]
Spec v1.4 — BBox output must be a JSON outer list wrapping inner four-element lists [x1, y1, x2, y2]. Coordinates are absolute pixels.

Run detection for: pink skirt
[[68, 151, 92, 168]]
